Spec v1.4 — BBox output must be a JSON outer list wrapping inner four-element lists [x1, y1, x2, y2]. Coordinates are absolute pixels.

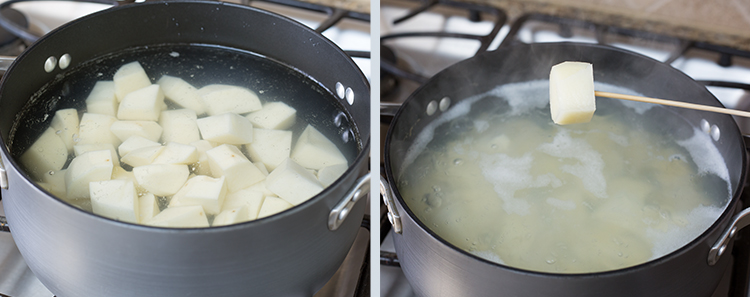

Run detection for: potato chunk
[[206, 144, 265, 192], [160, 109, 200, 145], [173, 175, 227, 215], [317, 163, 348, 187], [196, 112, 254, 145], [20, 127, 69, 181], [223, 188, 265, 220], [266, 158, 324, 205], [77, 113, 120, 146], [133, 164, 189, 196], [85, 81, 118, 116], [246, 102, 296, 130], [244, 128, 292, 171], [110, 120, 163, 142], [290, 125, 347, 170], [139, 193, 160, 224], [549, 61, 596, 125], [152, 142, 198, 165], [117, 85, 165, 121], [49, 108, 79, 153], [157, 75, 206, 114], [212, 206, 249, 226], [118, 136, 160, 157], [257, 196, 293, 218], [90, 179, 139, 224], [65, 150, 115, 199], [113, 61, 151, 102], [146, 205, 209, 228], [198, 84, 262, 115]]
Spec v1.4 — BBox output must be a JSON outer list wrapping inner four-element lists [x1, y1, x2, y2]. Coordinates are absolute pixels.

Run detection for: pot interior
[[385, 42, 746, 274]]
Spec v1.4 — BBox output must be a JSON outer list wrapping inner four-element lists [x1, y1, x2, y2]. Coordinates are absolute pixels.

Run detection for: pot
[[0, 1, 370, 297], [382, 42, 748, 297]]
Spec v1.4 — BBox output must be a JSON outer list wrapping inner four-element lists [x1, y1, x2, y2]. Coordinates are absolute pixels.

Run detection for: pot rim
[[383, 41, 748, 278], [0, 0, 371, 232]]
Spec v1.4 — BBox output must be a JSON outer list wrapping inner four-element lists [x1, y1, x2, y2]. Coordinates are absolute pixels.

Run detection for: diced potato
[[77, 113, 120, 146], [117, 85, 165, 121], [74, 144, 118, 161], [290, 125, 347, 170], [133, 164, 189, 196], [113, 61, 152, 102], [121, 146, 164, 167], [147, 205, 209, 228], [198, 84, 262, 116], [110, 120, 163, 142], [549, 61, 596, 125], [118, 136, 160, 157], [244, 128, 292, 171], [157, 75, 207, 115], [257, 196, 293, 219], [212, 206, 249, 227], [266, 158, 324, 205], [49, 108, 79, 153], [20, 127, 69, 181], [254, 162, 269, 176], [190, 140, 214, 176], [38, 168, 67, 198], [112, 166, 139, 188], [90, 179, 139, 223], [85, 81, 118, 116], [173, 175, 226, 215], [206, 144, 266, 192], [317, 163, 348, 187], [223, 188, 265, 220], [159, 109, 200, 144], [139, 193, 160, 224], [196, 112, 254, 145], [243, 180, 275, 197], [65, 150, 115, 199], [245, 102, 296, 130], [152, 142, 198, 165]]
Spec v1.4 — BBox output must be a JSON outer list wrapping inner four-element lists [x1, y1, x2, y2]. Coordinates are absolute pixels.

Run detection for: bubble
[[454, 158, 463, 165]]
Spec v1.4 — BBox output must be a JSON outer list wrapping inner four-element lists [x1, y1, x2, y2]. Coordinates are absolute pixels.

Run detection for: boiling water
[[397, 80, 731, 274]]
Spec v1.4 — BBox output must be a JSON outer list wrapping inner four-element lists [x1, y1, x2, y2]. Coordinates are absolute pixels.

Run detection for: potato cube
[[257, 196, 293, 218], [245, 102, 296, 130], [49, 108, 79, 153], [160, 109, 200, 144], [139, 193, 160, 224], [65, 150, 115, 199], [147, 205, 209, 228], [173, 175, 226, 215], [190, 140, 214, 176], [113, 61, 152, 102], [90, 179, 139, 224], [152, 142, 198, 165], [212, 206, 249, 226], [244, 128, 292, 171], [223, 188, 265, 220], [198, 84, 262, 115], [20, 127, 69, 181], [266, 158, 324, 205], [85, 81, 118, 116], [196, 112, 254, 145], [133, 164, 189, 196], [38, 168, 67, 198], [118, 136, 160, 157], [110, 120, 163, 142], [290, 125, 347, 170], [206, 144, 265, 192], [121, 146, 164, 167], [549, 61, 596, 125], [157, 75, 207, 115], [112, 166, 139, 188], [254, 162, 269, 176], [77, 113, 120, 146], [74, 143, 118, 161], [117, 85, 165, 121], [244, 180, 275, 197], [317, 163, 348, 187]]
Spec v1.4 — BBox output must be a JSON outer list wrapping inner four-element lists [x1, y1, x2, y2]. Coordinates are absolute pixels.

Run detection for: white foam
[[537, 129, 608, 198], [647, 204, 725, 260], [546, 197, 577, 210], [677, 127, 731, 184]]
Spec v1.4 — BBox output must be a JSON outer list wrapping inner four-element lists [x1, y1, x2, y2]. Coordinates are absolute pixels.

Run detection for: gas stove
[[379, 0, 750, 296], [0, 0, 370, 296]]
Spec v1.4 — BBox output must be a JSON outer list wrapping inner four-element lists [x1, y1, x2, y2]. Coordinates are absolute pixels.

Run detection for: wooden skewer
[[594, 91, 750, 118]]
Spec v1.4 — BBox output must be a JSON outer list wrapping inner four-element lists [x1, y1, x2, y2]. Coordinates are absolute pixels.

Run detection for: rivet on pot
[[710, 125, 720, 141], [700, 119, 711, 134], [426, 100, 438, 116], [335, 82, 345, 99], [345, 87, 354, 105], [59, 54, 72, 70], [439, 97, 451, 111], [44, 56, 57, 73]]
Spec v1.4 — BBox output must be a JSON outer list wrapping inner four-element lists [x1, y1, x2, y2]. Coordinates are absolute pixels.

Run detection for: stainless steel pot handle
[[328, 173, 370, 231], [380, 175, 402, 234], [708, 207, 750, 265]]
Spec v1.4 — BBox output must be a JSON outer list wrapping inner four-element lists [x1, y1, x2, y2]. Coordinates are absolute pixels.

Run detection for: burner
[[0, 8, 27, 56]]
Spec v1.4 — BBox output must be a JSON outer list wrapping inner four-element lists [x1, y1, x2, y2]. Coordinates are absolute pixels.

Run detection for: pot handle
[[380, 175, 402, 234], [328, 173, 371, 231], [0, 152, 7, 190], [708, 207, 750, 265]]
